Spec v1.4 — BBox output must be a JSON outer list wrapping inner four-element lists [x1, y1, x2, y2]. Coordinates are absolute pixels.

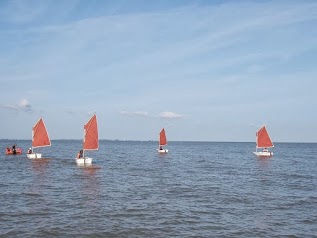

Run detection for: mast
[[31, 128, 34, 153], [83, 123, 86, 162], [255, 131, 258, 152], [158, 130, 161, 149]]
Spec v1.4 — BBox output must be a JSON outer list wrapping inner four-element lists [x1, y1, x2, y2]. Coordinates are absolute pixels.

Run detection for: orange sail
[[256, 126, 273, 148], [32, 118, 51, 148], [159, 128, 167, 146], [83, 114, 99, 150]]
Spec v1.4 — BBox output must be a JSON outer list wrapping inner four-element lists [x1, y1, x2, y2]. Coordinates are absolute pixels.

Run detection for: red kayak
[[5, 147, 23, 155]]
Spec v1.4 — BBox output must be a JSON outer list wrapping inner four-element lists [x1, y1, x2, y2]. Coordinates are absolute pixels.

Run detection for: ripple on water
[[0, 141, 317, 237]]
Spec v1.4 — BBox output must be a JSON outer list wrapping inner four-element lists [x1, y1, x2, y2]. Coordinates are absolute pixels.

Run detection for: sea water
[[0, 140, 316, 237]]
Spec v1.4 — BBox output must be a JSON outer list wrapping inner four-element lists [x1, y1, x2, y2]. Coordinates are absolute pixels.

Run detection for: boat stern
[[76, 157, 93, 165], [253, 151, 273, 157], [27, 153, 42, 159], [157, 149, 168, 153]]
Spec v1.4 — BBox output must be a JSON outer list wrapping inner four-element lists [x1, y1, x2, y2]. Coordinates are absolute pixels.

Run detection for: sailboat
[[253, 126, 274, 157], [76, 114, 98, 165], [157, 128, 168, 153], [27, 118, 51, 159]]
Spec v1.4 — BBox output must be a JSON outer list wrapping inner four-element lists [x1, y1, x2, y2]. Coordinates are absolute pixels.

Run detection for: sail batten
[[256, 126, 273, 148], [159, 128, 167, 146], [83, 114, 98, 151], [32, 118, 51, 148]]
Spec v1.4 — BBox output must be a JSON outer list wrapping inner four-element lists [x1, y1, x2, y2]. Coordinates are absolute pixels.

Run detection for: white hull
[[76, 157, 93, 165], [253, 151, 273, 157], [27, 153, 42, 159], [157, 149, 168, 153]]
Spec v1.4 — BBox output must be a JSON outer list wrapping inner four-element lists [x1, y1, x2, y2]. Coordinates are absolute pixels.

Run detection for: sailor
[[12, 145, 16, 155], [77, 150, 83, 159], [27, 148, 32, 154]]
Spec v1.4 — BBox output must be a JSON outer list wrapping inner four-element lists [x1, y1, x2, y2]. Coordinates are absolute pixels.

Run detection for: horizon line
[[0, 139, 316, 144]]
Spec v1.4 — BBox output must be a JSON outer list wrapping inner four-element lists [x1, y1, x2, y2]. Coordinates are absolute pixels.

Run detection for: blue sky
[[0, 0, 316, 142]]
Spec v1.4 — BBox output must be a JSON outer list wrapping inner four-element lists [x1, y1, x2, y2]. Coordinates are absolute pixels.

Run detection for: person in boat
[[159, 146, 163, 150], [12, 145, 17, 155], [77, 150, 83, 159], [263, 148, 268, 152], [27, 148, 32, 154], [6, 147, 11, 153]]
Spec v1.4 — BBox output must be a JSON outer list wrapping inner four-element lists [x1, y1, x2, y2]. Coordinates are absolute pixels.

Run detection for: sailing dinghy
[[157, 128, 168, 153], [27, 118, 51, 159], [253, 126, 274, 157], [76, 114, 98, 165]]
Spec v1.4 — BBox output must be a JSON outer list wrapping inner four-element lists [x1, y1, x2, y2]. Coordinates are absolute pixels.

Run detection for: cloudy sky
[[0, 0, 316, 142]]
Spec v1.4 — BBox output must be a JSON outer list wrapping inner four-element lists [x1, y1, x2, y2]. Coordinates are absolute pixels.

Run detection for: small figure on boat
[[77, 150, 83, 159], [263, 148, 268, 152], [159, 146, 163, 150], [27, 148, 32, 154], [5, 145, 22, 155], [12, 145, 17, 155]]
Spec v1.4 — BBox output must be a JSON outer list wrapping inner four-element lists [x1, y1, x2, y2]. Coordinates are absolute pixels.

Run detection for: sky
[[0, 0, 316, 142]]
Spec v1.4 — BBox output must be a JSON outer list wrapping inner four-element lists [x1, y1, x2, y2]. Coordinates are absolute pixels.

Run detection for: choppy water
[[0, 140, 316, 237]]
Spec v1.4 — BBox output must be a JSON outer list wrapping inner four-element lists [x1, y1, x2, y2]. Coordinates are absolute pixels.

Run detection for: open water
[[0, 140, 316, 237]]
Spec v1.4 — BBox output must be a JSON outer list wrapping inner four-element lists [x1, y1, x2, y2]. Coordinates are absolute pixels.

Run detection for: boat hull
[[253, 151, 273, 157], [27, 153, 42, 159], [157, 149, 168, 153], [5, 148, 23, 155], [76, 157, 93, 165]]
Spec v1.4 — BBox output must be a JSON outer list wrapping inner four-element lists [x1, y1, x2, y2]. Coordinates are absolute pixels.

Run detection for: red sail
[[83, 114, 99, 150], [32, 118, 51, 148], [256, 126, 273, 148], [159, 128, 167, 146]]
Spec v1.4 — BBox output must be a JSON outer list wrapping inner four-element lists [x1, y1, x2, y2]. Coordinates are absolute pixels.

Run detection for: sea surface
[[0, 140, 316, 238]]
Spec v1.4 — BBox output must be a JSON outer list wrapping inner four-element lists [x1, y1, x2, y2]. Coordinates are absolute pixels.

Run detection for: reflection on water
[[26, 159, 51, 200], [257, 156, 272, 169], [31, 158, 51, 174], [80, 165, 102, 175], [77, 166, 102, 208]]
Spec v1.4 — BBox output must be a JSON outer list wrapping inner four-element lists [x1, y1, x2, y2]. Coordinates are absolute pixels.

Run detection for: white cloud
[[120, 111, 183, 120], [0, 99, 32, 112], [19, 99, 30, 108], [159, 112, 183, 119], [120, 111, 149, 117]]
